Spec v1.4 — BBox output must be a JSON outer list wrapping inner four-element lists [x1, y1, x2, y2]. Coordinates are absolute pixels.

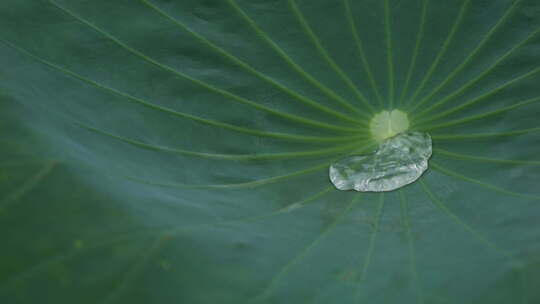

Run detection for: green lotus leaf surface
[[1, 0, 540, 303]]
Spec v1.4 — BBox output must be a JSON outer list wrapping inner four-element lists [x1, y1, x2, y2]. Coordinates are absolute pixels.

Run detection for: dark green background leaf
[[1, 0, 540, 303]]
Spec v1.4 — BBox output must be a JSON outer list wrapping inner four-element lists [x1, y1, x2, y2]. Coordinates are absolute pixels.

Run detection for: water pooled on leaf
[[329, 131, 432, 192]]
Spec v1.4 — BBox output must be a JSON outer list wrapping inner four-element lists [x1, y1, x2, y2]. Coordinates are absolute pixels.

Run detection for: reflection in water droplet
[[329, 132, 432, 192]]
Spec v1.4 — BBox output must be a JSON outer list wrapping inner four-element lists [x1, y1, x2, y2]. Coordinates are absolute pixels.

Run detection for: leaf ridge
[[47, 0, 364, 126], [289, 0, 376, 112], [354, 194, 385, 301], [434, 148, 540, 166], [432, 127, 540, 140], [411, 0, 523, 109], [247, 195, 362, 303], [420, 179, 527, 302], [416, 96, 540, 130], [80, 122, 368, 161], [101, 236, 169, 304], [399, 0, 429, 106], [400, 191, 425, 304], [430, 162, 540, 200], [344, 0, 385, 106], [122, 143, 376, 190], [384, 0, 395, 107], [225, 0, 368, 117], [139, 0, 369, 123], [0, 161, 56, 213], [0, 188, 335, 296], [412, 27, 540, 115], [1, 39, 351, 143], [420, 180, 519, 261], [406, 0, 470, 107], [416, 65, 540, 123]]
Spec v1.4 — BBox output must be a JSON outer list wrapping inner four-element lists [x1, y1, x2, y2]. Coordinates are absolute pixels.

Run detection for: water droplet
[[329, 132, 432, 192]]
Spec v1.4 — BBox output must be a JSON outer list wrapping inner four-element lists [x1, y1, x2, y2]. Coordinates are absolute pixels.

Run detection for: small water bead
[[329, 131, 432, 192]]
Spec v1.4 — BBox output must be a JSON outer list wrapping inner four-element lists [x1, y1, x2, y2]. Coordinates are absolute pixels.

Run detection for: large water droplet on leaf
[[329, 131, 432, 192]]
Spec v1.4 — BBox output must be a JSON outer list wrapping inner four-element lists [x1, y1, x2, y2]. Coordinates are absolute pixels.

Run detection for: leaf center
[[369, 110, 410, 142]]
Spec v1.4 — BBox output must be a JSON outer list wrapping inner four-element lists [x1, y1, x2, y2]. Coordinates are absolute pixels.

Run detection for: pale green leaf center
[[369, 110, 410, 141]]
